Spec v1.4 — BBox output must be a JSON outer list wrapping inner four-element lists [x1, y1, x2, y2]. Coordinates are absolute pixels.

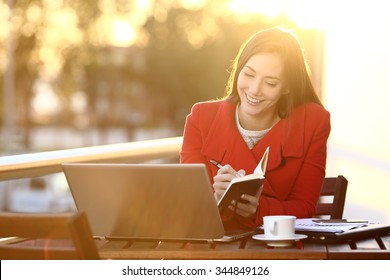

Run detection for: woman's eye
[[243, 72, 254, 78], [266, 82, 277, 87]]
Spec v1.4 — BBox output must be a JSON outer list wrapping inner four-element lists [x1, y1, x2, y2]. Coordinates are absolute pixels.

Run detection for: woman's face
[[237, 53, 288, 122]]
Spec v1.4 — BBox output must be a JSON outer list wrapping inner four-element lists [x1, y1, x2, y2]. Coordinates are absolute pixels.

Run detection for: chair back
[[0, 211, 100, 260], [315, 175, 348, 219]]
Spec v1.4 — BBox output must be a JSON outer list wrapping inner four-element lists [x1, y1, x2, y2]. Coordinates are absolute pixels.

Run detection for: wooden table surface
[[97, 234, 390, 260], [326, 233, 390, 259]]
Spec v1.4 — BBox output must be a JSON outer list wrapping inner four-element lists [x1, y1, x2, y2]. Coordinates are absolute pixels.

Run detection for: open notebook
[[62, 163, 256, 242]]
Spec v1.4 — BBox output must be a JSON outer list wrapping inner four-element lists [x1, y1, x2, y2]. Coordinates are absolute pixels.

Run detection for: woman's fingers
[[213, 164, 238, 200], [228, 194, 259, 218]]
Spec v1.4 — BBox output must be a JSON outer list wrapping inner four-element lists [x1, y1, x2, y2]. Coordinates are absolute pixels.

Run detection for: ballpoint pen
[[210, 159, 246, 177], [210, 159, 223, 169]]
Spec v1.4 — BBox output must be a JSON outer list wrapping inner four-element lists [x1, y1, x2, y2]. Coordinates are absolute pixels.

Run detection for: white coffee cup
[[263, 215, 296, 239]]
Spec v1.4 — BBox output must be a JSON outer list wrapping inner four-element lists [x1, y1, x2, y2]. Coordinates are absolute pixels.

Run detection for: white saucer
[[252, 234, 307, 247]]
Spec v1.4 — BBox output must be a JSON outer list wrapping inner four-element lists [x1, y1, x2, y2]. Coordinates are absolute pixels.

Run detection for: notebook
[[62, 163, 256, 242], [294, 218, 390, 243]]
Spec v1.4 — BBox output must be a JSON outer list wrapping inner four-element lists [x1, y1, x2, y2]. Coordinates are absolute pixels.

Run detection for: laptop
[[62, 163, 256, 242]]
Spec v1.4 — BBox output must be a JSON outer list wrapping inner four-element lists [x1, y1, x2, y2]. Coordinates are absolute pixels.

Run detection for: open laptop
[[62, 163, 256, 242]]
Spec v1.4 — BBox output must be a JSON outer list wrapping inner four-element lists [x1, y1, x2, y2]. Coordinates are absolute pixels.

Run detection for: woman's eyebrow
[[243, 66, 281, 80], [243, 65, 256, 73], [244, 65, 255, 72]]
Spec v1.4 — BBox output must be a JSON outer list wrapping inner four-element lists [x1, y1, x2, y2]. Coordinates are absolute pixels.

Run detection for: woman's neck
[[237, 105, 280, 131]]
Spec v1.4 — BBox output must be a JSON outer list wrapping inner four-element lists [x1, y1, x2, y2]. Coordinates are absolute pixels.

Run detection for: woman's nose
[[248, 80, 262, 95]]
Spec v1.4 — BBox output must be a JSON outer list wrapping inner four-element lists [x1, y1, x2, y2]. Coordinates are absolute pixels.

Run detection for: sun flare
[[111, 19, 137, 47], [224, 0, 349, 31]]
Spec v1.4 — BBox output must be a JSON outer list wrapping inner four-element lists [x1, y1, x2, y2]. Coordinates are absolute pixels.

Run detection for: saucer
[[252, 234, 307, 247]]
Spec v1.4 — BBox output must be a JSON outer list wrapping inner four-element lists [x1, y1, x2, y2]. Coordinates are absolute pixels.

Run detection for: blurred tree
[[1, 0, 321, 152], [142, 3, 274, 128], [1, 0, 42, 149]]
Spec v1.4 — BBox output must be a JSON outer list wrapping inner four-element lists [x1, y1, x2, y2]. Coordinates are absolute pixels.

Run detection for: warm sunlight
[[2, 0, 389, 226], [221, 0, 390, 223], [320, 0, 390, 223], [93, 15, 138, 47], [283, 0, 331, 30], [226, 0, 286, 21], [179, 0, 208, 9], [223, 0, 365, 31], [111, 18, 137, 47]]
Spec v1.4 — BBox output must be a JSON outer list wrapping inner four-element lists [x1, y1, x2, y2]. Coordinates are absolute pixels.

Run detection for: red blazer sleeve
[[180, 102, 207, 164], [180, 101, 225, 181]]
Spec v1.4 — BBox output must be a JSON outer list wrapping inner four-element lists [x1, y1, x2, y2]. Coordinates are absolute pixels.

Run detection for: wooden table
[[326, 233, 390, 259], [97, 233, 390, 260]]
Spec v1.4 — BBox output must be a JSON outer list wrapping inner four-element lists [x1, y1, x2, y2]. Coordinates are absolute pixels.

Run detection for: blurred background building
[[0, 0, 389, 222]]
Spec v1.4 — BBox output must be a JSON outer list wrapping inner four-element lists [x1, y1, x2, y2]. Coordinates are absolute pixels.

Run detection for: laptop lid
[[62, 163, 228, 241]]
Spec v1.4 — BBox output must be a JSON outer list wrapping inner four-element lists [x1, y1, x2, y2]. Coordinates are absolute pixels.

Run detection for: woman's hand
[[213, 164, 262, 219], [228, 193, 260, 219], [212, 164, 245, 202]]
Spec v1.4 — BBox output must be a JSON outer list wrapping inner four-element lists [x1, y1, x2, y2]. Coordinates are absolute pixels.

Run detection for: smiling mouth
[[245, 93, 262, 104]]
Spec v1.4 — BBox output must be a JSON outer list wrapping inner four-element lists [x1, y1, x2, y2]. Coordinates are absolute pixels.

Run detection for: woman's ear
[[283, 89, 290, 95]]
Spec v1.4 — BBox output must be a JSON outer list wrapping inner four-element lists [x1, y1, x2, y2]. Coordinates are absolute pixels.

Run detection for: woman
[[180, 27, 330, 228]]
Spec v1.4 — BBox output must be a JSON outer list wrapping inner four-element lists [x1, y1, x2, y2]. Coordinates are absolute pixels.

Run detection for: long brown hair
[[224, 27, 322, 118]]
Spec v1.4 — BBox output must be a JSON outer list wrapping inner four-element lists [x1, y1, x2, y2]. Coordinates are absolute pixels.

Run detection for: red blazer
[[180, 100, 331, 227]]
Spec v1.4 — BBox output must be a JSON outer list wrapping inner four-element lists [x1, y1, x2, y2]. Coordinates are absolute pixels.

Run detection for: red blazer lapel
[[251, 104, 307, 172], [201, 102, 258, 172], [280, 105, 306, 158]]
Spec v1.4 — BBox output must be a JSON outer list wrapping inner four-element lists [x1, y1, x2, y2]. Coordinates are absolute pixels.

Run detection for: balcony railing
[[0, 136, 183, 182]]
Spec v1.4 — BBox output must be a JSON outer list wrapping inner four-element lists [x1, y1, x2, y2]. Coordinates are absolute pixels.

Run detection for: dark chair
[[0, 211, 100, 260], [314, 175, 348, 219]]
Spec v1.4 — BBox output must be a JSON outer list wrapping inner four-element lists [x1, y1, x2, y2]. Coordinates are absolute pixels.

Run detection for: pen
[[210, 159, 245, 177], [210, 159, 223, 169]]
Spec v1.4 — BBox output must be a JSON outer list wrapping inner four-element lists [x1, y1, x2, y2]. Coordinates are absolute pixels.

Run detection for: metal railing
[[0, 136, 183, 181]]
